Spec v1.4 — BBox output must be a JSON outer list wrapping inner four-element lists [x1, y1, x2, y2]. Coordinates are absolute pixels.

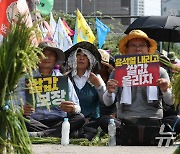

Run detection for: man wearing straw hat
[[103, 30, 179, 139]]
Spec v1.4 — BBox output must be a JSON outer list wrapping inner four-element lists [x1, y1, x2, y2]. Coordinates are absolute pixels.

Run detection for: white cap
[[64, 118, 69, 121], [110, 119, 114, 123]]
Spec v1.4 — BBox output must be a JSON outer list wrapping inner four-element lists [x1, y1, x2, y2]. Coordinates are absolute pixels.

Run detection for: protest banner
[[115, 54, 160, 87], [25, 76, 69, 107]]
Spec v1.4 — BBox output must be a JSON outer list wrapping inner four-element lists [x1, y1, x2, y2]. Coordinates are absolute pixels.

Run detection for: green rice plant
[[160, 57, 180, 153], [30, 135, 109, 146], [171, 73, 180, 109], [0, 15, 43, 154], [160, 57, 180, 110], [30, 128, 109, 146]]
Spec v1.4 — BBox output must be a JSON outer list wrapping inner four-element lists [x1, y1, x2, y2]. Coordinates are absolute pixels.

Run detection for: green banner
[[25, 76, 69, 108]]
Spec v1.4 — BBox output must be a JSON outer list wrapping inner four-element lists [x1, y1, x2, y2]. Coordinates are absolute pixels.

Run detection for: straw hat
[[119, 30, 157, 55]]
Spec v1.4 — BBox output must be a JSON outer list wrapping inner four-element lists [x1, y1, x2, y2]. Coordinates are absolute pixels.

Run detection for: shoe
[[83, 127, 98, 141], [84, 132, 97, 141], [70, 129, 85, 139]]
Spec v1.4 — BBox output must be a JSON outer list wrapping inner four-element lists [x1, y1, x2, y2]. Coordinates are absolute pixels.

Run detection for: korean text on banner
[[115, 54, 160, 87], [25, 76, 69, 108]]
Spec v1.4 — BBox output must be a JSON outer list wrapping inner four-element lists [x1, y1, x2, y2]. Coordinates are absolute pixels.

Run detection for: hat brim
[[38, 41, 65, 64], [45, 47, 65, 64], [65, 41, 101, 69], [119, 34, 157, 55]]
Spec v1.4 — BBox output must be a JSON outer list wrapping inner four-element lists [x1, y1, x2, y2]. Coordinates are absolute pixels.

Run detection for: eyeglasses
[[127, 44, 148, 49]]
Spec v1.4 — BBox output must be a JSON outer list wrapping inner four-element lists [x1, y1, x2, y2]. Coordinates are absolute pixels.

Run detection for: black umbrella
[[125, 16, 180, 51]]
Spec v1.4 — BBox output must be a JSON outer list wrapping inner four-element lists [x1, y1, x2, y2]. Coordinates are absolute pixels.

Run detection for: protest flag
[[73, 9, 95, 44], [53, 17, 73, 51], [39, 23, 47, 39], [62, 18, 74, 36], [0, 0, 39, 45], [0, 0, 35, 36], [96, 17, 110, 48], [43, 20, 54, 41], [18, 0, 41, 45], [0, 0, 18, 36], [50, 12, 57, 35]]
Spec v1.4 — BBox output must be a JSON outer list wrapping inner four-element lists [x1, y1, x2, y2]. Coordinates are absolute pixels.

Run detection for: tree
[[162, 42, 180, 59]]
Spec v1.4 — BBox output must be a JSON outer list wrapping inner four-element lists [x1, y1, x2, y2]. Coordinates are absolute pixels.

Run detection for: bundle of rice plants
[[0, 15, 43, 154], [160, 57, 180, 109], [160, 57, 180, 153]]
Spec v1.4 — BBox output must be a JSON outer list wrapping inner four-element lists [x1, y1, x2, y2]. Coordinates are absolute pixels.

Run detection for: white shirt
[[72, 70, 90, 90], [53, 70, 81, 113], [71, 69, 106, 104]]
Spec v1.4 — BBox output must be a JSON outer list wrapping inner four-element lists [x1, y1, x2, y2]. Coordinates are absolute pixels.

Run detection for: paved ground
[[32, 144, 178, 154]]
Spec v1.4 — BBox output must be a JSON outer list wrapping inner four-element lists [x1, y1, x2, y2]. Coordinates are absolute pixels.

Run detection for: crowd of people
[[18, 29, 180, 145]]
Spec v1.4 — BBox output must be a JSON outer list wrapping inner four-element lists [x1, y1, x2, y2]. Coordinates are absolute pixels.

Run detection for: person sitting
[[97, 49, 118, 134], [97, 49, 115, 83], [103, 30, 178, 144], [64, 41, 105, 140], [20, 41, 85, 137]]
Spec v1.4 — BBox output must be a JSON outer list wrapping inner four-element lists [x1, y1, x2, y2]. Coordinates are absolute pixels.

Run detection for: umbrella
[[125, 16, 180, 51]]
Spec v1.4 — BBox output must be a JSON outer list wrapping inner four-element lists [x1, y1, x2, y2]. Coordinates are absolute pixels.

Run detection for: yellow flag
[[73, 9, 95, 44]]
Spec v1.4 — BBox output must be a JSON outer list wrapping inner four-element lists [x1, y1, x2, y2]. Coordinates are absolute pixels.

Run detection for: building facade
[[130, 0, 161, 22], [162, 0, 180, 16], [54, 0, 130, 16], [53, 0, 131, 28], [131, 0, 161, 16]]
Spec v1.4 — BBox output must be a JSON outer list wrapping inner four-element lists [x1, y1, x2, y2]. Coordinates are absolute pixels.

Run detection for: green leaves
[[30, 135, 109, 146], [172, 73, 180, 110], [159, 57, 180, 110], [0, 17, 42, 101], [0, 15, 43, 153]]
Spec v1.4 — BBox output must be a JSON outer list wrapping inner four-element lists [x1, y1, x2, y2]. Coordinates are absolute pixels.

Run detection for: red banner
[[0, 0, 18, 36], [115, 54, 160, 87]]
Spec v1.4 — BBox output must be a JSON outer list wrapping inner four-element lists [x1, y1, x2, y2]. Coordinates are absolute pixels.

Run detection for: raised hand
[[106, 79, 118, 93]]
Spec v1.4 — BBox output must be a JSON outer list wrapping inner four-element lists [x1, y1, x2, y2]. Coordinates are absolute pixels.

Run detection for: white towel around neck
[[120, 86, 158, 104]]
